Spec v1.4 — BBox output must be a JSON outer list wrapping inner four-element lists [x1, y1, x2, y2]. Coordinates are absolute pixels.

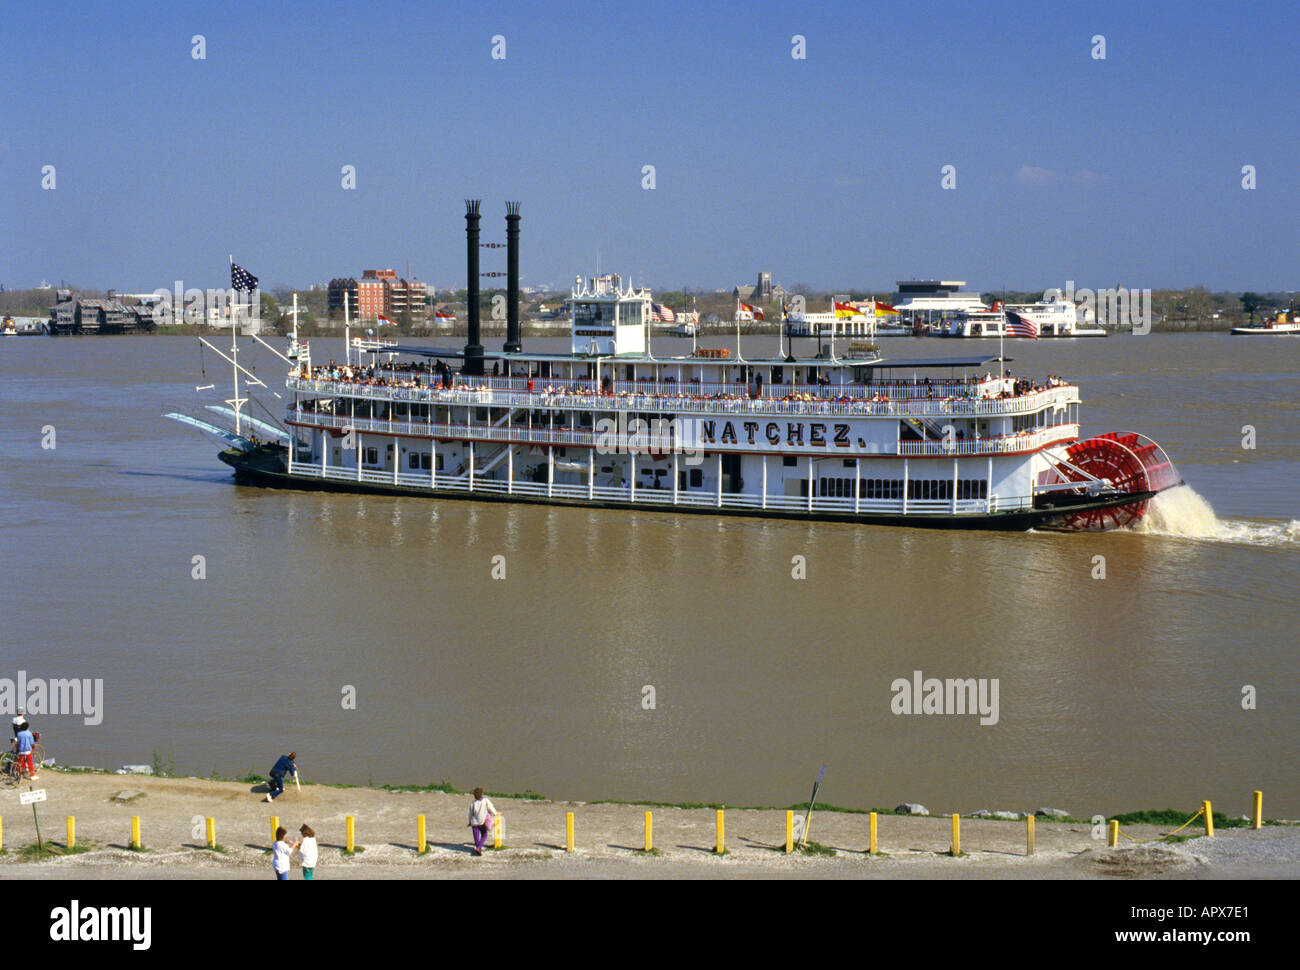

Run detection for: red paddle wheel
[[1047, 432, 1178, 531]]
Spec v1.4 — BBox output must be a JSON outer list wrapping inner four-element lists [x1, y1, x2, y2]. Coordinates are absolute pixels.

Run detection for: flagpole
[[645, 295, 653, 362], [228, 254, 243, 436], [999, 313, 1005, 380], [735, 296, 741, 361]]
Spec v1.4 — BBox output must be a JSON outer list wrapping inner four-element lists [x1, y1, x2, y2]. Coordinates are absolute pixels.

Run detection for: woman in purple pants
[[467, 788, 498, 856]]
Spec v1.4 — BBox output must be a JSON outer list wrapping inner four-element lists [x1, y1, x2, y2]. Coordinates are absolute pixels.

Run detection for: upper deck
[[287, 368, 1078, 421]]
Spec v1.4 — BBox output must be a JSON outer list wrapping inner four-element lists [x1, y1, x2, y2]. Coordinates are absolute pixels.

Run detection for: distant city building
[[893, 280, 987, 316], [732, 284, 756, 301], [329, 268, 429, 321], [47, 292, 139, 335], [756, 272, 772, 302]]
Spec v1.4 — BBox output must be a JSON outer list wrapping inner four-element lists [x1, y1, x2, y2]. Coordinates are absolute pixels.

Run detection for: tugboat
[[1231, 310, 1300, 335], [168, 203, 1182, 532]]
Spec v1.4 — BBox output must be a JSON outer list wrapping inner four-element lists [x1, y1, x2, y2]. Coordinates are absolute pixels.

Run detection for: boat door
[[721, 454, 743, 492]]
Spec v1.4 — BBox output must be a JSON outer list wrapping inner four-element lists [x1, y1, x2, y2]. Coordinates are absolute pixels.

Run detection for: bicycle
[[2, 742, 45, 785]]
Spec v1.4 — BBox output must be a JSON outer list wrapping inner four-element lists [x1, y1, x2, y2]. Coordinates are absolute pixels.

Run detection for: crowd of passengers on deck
[[296, 361, 1070, 404]]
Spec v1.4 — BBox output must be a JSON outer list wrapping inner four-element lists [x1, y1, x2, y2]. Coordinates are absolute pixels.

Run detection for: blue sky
[[2, 0, 1297, 294]]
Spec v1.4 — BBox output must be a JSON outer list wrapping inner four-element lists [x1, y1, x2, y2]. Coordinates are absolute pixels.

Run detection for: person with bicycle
[[263, 751, 298, 802], [14, 720, 37, 782]]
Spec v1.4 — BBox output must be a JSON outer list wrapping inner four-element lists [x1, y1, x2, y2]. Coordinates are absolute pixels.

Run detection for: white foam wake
[[1130, 485, 1300, 547]]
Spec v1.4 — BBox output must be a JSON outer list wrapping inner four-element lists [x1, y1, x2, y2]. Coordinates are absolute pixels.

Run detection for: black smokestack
[[463, 199, 484, 375], [504, 201, 521, 353]]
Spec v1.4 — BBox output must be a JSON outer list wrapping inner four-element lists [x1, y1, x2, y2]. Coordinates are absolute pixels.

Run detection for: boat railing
[[294, 371, 1037, 401], [896, 424, 1079, 456], [287, 377, 1076, 419], [286, 457, 1036, 515]]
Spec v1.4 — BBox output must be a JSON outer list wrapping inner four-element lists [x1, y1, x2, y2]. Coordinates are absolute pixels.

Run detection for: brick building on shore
[[328, 269, 429, 323]]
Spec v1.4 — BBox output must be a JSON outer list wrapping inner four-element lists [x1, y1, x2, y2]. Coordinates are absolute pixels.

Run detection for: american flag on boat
[[1004, 309, 1039, 339], [651, 303, 675, 322], [230, 262, 259, 292]]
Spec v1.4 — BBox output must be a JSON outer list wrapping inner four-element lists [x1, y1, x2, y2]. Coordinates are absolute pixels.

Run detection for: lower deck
[[286, 426, 1045, 518]]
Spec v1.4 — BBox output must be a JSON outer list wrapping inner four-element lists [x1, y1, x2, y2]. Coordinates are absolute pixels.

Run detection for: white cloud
[[1015, 165, 1059, 185]]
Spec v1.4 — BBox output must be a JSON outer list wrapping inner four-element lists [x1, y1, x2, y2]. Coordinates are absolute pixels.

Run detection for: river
[[1, 332, 1296, 816]]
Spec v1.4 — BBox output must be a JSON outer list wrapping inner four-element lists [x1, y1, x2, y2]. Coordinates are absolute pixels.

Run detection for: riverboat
[[943, 292, 1107, 338], [168, 203, 1181, 531]]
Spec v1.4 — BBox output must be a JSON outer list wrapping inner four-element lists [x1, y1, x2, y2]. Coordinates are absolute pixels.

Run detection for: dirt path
[[0, 772, 1292, 879]]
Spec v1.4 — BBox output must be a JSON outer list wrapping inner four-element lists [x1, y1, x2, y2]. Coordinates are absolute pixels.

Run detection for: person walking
[[467, 787, 498, 857], [296, 824, 318, 880], [264, 751, 298, 802], [271, 826, 295, 881]]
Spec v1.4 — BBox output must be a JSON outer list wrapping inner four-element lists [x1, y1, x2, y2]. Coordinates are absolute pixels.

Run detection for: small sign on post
[[21, 788, 47, 850]]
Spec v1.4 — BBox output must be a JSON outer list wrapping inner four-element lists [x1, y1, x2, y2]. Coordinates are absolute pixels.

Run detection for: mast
[[734, 295, 744, 362], [228, 253, 244, 436]]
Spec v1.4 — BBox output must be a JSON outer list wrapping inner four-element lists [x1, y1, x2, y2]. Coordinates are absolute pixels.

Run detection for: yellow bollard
[[346, 815, 355, 853], [951, 814, 960, 856], [67, 816, 75, 850], [785, 811, 793, 854], [869, 812, 878, 855], [206, 817, 215, 849], [494, 814, 502, 850], [1107, 819, 1118, 848], [644, 811, 652, 852], [1203, 800, 1214, 838], [1253, 791, 1263, 830], [715, 809, 725, 854], [565, 812, 574, 851], [417, 814, 426, 854], [1026, 814, 1035, 856], [270, 815, 279, 844], [131, 816, 141, 849]]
